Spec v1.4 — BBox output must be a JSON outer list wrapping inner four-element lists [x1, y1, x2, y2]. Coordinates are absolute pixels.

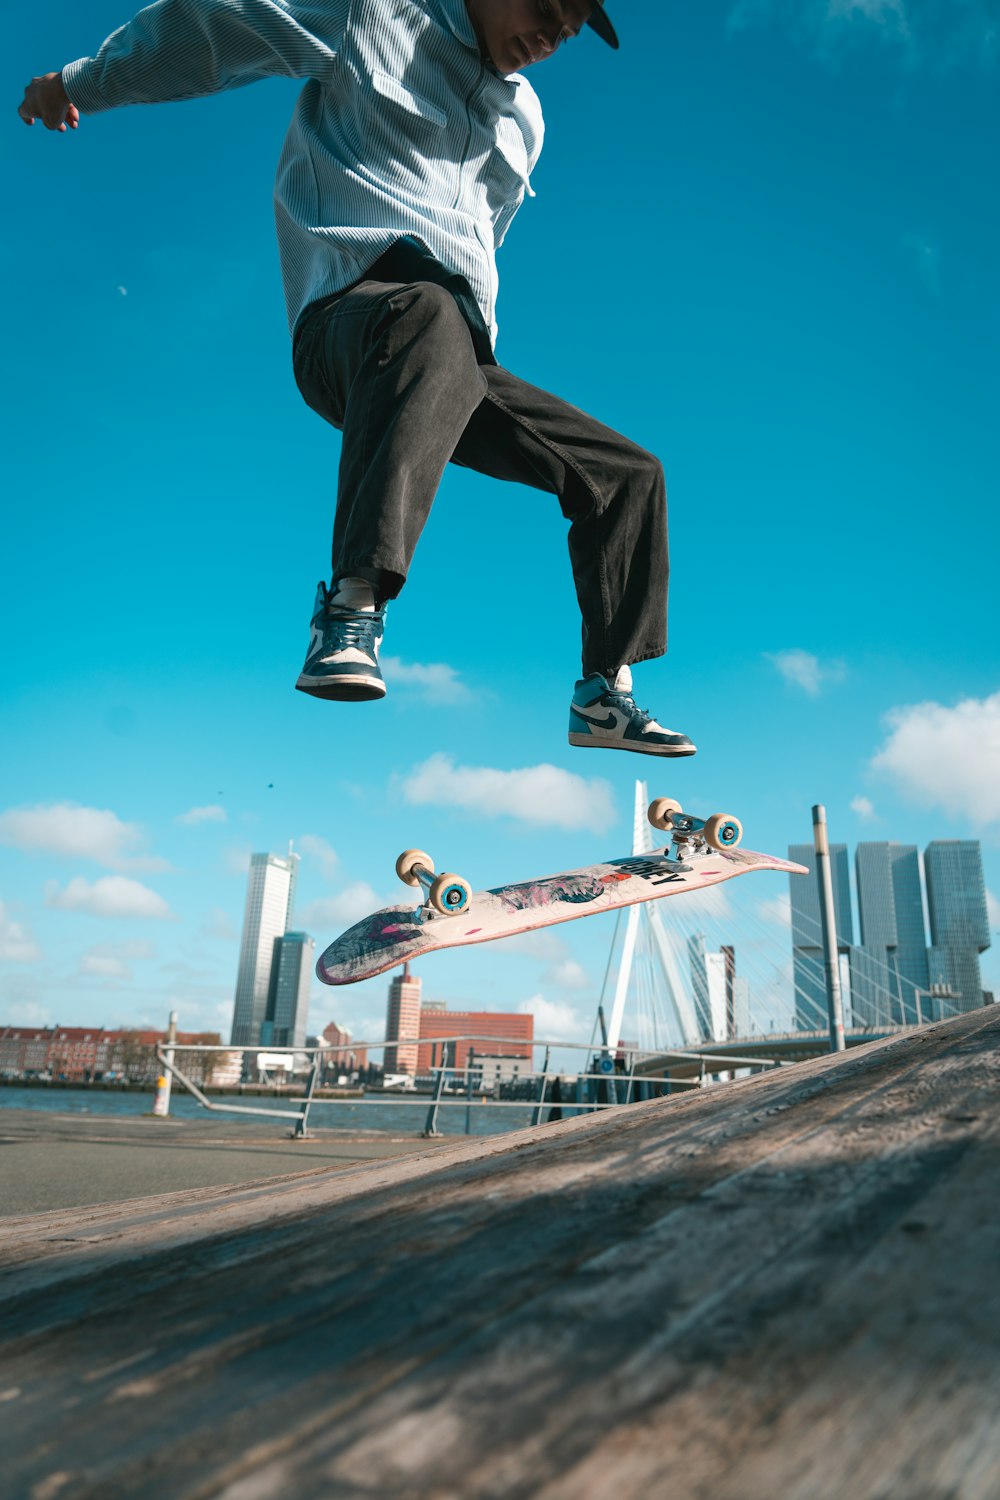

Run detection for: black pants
[[292, 279, 668, 677]]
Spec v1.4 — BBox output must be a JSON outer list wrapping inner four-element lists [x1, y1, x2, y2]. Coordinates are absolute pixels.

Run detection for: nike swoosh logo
[[577, 708, 620, 730]]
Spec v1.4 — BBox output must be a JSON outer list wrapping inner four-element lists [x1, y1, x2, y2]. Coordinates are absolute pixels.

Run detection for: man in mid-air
[[19, 0, 695, 758]]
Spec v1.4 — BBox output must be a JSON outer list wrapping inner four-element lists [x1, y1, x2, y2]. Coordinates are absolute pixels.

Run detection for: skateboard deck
[[317, 838, 808, 986]]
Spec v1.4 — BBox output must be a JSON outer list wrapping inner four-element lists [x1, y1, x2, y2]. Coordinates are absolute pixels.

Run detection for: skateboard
[[316, 799, 809, 986]]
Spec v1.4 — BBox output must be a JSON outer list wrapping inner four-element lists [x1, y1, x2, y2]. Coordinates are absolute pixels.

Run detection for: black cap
[[587, 2, 619, 49]]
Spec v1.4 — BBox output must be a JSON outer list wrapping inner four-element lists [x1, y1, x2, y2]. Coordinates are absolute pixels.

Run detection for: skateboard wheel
[[429, 873, 472, 916], [648, 797, 683, 831], [704, 814, 743, 851], [396, 848, 434, 887]]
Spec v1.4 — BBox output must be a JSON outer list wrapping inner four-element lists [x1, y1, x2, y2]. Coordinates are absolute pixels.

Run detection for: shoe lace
[[324, 605, 385, 651], [605, 690, 652, 727]]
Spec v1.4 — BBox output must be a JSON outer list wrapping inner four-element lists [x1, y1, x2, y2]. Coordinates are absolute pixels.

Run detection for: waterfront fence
[[155, 1032, 782, 1139]]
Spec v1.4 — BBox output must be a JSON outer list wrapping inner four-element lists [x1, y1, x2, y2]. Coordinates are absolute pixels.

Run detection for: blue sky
[[3, 0, 998, 1054]]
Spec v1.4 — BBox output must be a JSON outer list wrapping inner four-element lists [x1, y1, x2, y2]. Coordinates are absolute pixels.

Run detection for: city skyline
[[788, 836, 992, 1031], [1, 811, 994, 1055], [3, 3, 998, 1053]]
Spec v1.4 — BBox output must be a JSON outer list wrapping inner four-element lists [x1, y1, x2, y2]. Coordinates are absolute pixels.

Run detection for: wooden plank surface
[[2, 1008, 999, 1500]]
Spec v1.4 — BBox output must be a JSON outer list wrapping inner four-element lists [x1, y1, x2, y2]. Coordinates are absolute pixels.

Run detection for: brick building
[[384, 964, 422, 1073], [416, 1009, 534, 1074], [0, 1026, 221, 1082]]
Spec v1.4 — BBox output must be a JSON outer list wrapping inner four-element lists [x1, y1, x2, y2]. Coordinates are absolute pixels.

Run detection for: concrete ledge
[[3, 1008, 999, 1499]]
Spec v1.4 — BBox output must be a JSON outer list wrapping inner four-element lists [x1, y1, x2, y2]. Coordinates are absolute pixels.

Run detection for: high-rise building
[[261, 931, 313, 1050], [854, 843, 929, 1027], [924, 841, 990, 1016], [385, 962, 422, 1073], [687, 936, 746, 1042], [788, 842, 853, 1031], [687, 934, 713, 1040], [230, 851, 300, 1047]]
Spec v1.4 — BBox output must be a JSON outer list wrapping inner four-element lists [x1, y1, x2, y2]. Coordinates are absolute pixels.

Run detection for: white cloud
[[766, 649, 846, 697], [542, 959, 591, 991], [851, 795, 878, 820], [0, 901, 41, 963], [400, 754, 617, 832], [674, 884, 734, 921], [79, 953, 132, 980], [297, 834, 339, 880], [78, 940, 155, 980], [727, 0, 997, 66], [517, 993, 588, 1040], [758, 891, 792, 927], [0, 996, 50, 1026], [199, 907, 238, 941], [45, 876, 173, 921], [986, 889, 1000, 931], [502, 930, 573, 962], [298, 883, 381, 930], [901, 233, 942, 296], [729, 0, 906, 47], [225, 847, 252, 876], [176, 805, 227, 826], [381, 657, 475, 705], [829, 0, 908, 26], [0, 803, 166, 872], [870, 690, 1000, 825]]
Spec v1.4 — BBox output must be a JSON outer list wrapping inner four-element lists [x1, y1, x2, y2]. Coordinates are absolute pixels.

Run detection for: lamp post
[[812, 805, 846, 1053]]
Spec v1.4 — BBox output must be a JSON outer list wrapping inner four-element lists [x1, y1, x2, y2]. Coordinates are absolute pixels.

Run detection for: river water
[[0, 1084, 556, 1137]]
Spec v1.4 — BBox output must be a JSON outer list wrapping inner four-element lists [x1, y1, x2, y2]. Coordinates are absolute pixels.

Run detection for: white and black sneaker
[[568, 668, 696, 756], [295, 580, 386, 702]]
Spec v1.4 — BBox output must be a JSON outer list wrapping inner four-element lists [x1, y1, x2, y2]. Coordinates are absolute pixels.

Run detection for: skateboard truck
[[395, 850, 473, 922], [647, 799, 743, 864]]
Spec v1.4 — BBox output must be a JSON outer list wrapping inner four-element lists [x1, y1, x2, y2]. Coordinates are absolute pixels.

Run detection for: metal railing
[[155, 1032, 782, 1139]]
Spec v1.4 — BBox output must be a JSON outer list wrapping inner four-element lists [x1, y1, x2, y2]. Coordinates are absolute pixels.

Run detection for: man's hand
[[18, 73, 79, 132]]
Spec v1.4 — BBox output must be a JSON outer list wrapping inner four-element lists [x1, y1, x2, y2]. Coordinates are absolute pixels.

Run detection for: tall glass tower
[[788, 842, 853, 1031], [687, 933, 713, 1041], [854, 844, 929, 1027], [230, 851, 300, 1047], [262, 932, 314, 1050], [924, 841, 990, 1016]]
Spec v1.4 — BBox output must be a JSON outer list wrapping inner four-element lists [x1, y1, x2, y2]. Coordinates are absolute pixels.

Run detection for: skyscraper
[[230, 851, 300, 1047], [262, 932, 314, 1050], [687, 935, 744, 1042], [385, 962, 421, 1074], [854, 843, 929, 1027], [924, 841, 990, 1015], [687, 933, 713, 1041], [788, 842, 853, 1031]]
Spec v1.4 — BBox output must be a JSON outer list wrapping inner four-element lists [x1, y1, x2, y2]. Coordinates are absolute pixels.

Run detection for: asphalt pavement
[[0, 1107, 447, 1215]]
